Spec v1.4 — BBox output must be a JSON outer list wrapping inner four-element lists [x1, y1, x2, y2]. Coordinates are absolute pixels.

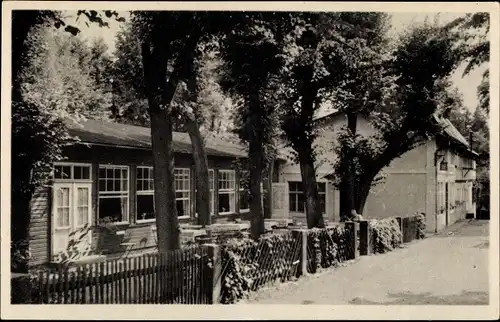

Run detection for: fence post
[[345, 222, 358, 260], [292, 229, 308, 276], [203, 243, 221, 304], [359, 220, 370, 256], [395, 216, 403, 244]]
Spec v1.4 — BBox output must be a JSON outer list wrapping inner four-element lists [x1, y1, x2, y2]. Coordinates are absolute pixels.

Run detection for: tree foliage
[[445, 13, 490, 112], [329, 21, 462, 218], [219, 12, 285, 237], [11, 10, 122, 273]]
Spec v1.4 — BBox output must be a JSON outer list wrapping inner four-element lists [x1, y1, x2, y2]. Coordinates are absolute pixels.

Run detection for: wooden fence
[[33, 246, 209, 304]]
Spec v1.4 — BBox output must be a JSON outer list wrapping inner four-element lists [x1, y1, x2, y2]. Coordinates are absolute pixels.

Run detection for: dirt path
[[244, 220, 489, 305]]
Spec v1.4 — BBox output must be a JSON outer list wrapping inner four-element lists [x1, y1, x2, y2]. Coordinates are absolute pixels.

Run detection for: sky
[[67, 11, 487, 113]]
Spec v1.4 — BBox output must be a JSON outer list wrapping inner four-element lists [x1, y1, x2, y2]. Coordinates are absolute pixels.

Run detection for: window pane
[[137, 194, 155, 221], [63, 208, 70, 226], [54, 165, 71, 179], [99, 197, 127, 222], [137, 168, 143, 179], [176, 199, 190, 217], [77, 187, 88, 206], [219, 193, 230, 213], [297, 193, 305, 212], [106, 180, 113, 192], [57, 208, 64, 227], [99, 179, 106, 192], [99, 168, 106, 179], [318, 183, 326, 193]]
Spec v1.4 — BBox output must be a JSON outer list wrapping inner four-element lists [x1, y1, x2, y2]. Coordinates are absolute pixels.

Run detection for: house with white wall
[[274, 111, 478, 233]]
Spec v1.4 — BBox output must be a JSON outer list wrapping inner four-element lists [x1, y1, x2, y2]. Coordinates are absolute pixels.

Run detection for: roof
[[66, 119, 248, 158]]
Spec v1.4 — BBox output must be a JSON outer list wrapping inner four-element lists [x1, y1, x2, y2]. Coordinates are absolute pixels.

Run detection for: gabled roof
[[66, 119, 248, 158]]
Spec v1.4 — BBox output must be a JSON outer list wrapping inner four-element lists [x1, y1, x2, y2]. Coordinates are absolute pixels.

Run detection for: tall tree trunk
[[339, 112, 358, 220], [141, 41, 181, 251], [149, 110, 181, 251], [183, 112, 211, 227], [263, 156, 274, 219], [298, 147, 325, 228], [248, 95, 265, 239]]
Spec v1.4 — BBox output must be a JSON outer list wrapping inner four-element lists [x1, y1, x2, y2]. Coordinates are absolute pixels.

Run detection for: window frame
[[238, 170, 250, 213], [218, 169, 236, 215], [53, 162, 92, 182], [288, 181, 327, 215], [98, 164, 130, 224], [175, 168, 191, 219], [136, 166, 155, 223]]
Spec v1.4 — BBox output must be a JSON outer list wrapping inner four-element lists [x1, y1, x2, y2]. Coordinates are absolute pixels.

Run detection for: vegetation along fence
[[12, 214, 426, 304]]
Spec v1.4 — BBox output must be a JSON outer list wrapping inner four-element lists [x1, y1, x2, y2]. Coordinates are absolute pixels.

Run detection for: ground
[[243, 219, 489, 305]]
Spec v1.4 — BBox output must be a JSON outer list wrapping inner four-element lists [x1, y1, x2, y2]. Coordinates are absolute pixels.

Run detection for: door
[[52, 183, 92, 258], [272, 183, 289, 219]]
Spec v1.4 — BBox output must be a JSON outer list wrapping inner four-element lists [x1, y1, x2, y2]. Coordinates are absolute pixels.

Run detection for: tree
[[323, 13, 391, 220], [131, 11, 236, 250], [445, 13, 490, 112], [329, 22, 462, 218], [276, 13, 390, 227], [11, 10, 122, 273], [218, 13, 284, 238]]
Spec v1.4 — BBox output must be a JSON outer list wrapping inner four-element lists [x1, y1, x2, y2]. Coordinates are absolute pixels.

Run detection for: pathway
[[244, 219, 489, 305]]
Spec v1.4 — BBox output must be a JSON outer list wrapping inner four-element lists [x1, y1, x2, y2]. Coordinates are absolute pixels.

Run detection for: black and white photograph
[[2, 1, 498, 320]]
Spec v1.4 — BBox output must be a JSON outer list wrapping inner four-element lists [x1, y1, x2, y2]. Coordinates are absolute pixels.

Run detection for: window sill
[[136, 219, 156, 224], [218, 212, 237, 216]]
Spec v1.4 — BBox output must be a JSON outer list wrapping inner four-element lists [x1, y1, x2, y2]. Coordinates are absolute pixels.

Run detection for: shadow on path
[[349, 290, 489, 305]]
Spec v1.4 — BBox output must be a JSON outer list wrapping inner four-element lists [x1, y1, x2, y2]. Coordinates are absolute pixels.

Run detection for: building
[[27, 111, 478, 267], [28, 119, 276, 267], [276, 111, 479, 233]]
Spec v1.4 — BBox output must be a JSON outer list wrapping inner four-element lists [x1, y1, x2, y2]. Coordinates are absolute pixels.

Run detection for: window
[[98, 165, 129, 223], [195, 169, 215, 216], [218, 170, 236, 214], [137, 166, 155, 222], [288, 182, 326, 214], [289, 182, 304, 213], [239, 171, 250, 212], [54, 163, 91, 181], [175, 168, 191, 218], [318, 183, 326, 214]]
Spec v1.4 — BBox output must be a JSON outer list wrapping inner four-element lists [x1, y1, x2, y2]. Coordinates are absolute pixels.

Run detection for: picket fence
[[34, 246, 209, 304], [13, 215, 426, 304]]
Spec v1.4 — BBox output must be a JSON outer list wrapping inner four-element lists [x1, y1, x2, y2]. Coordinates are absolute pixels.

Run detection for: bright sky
[[68, 11, 487, 113]]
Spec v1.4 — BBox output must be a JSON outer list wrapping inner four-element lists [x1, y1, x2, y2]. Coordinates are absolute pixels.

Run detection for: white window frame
[[239, 170, 250, 213], [195, 169, 215, 217], [98, 164, 130, 224], [218, 170, 236, 215], [175, 168, 191, 219], [136, 166, 155, 223], [53, 162, 92, 182]]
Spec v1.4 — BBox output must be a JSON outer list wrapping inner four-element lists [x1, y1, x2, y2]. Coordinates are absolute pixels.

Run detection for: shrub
[[415, 213, 426, 239], [219, 232, 300, 304], [370, 218, 402, 253]]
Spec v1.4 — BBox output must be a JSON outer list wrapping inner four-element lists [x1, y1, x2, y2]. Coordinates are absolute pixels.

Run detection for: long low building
[[26, 111, 479, 267]]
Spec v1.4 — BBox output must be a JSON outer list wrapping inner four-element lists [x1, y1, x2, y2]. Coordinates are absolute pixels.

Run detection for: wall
[[30, 143, 247, 266], [28, 187, 51, 267]]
